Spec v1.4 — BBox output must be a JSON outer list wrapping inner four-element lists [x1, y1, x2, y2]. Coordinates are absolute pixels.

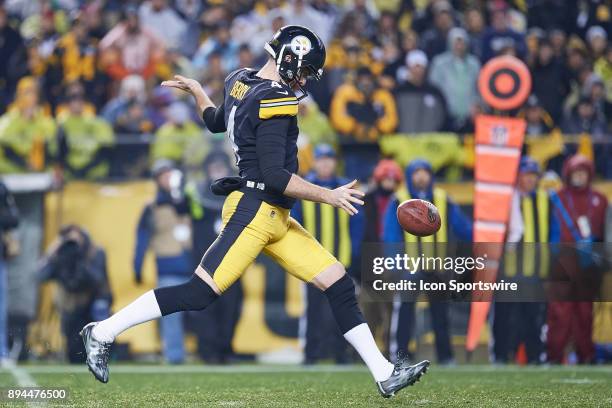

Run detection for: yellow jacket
[[55, 31, 97, 83], [330, 83, 398, 142]]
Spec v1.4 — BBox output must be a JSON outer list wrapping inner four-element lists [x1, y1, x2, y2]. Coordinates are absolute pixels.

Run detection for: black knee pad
[[154, 275, 219, 316], [324, 274, 365, 334]]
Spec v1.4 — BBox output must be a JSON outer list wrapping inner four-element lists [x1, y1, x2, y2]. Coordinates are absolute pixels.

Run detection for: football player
[[81, 25, 429, 398]]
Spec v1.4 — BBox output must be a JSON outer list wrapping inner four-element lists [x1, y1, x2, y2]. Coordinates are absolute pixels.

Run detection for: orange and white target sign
[[478, 55, 531, 111]]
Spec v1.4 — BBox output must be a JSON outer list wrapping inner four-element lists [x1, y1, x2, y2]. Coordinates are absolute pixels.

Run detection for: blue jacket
[[292, 173, 364, 267], [382, 160, 473, 242], [133, 189, 192, 282]]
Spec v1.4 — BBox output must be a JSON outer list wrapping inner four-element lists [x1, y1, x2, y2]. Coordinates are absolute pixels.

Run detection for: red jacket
[[557, 155, 608, 242]]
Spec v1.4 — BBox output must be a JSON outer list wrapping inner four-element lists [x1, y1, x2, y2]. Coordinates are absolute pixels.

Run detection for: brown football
[[396, 199, 442, 237]]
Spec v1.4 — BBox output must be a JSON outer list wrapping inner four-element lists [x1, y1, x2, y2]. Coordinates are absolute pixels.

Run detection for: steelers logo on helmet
[[290, 35, 312, 56]]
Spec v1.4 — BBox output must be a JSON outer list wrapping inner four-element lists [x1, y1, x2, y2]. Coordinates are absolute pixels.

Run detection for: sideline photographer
[[39, 225, 111, 363]]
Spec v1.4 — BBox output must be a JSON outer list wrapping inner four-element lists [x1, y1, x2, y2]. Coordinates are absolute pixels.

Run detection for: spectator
[[464, 7, 485, 59], [381, 29, 419, 89], [582, 74, 612, 178], [330, 67, 397, 180], [164, 46, 198, 80], [51, 83, 114, 180], [562, 43, 591, 112], [325, 35, 376, 91], [586, 26, 608, 61], [566, 41, 590, 79], [529, 38, 569, 124], [99, 5, 164, 80], [55, 81, 97, 120], [375, 11, 400, 48], [101, 74, 147, 125], [561, 97, 607, 138], [526, 0, 574, 32], [237, 44, 254, 69], [199, 51, 226, 107], [282, 0, 332, 45], [192, 22, 239, 74], [481, 3, 527, 62], [0, 76, 56, 173], [549, 28, 567, 60], [583, 74, 612, 125], [330, 67, 397, 143], [493, 157, 559, 364], [151, 102, 204, 167], [296, 98, 337, 174], [594, 46, 612, 101], [133, 160, 192, 364], [113, 99, 154, 135], [548, 154, 608, 364], [383, 158, 472, 364], [311, 0, 340, 23], [298, 98, 336, 147], [336, 0, 377, 41], [138, 0, 187, 51], [359, 159, 403, 359], [429, 27, 481, 132], [525, 27, 545, 67], [0, 180, 18, 366], [0, 5, 25, 114], [147, 86, 174, 130], [292, 144, 364, 364], [522, 95, 555, 136], [47, 12, 101, 109], [39, 225, 112, 363], [173, 0, 205, 58], [231, 5, 282, 60], [420, 0, 455, 59], [394, 50, 448, 133], [364, 159, 403, 243], [80, 1, 108, 41]]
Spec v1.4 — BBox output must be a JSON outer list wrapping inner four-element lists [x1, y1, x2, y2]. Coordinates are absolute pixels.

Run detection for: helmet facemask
[[264, 28, 325, 101]]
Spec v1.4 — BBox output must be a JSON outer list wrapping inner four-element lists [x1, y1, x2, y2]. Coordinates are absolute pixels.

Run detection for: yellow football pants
[[200, 191, 338, 292]]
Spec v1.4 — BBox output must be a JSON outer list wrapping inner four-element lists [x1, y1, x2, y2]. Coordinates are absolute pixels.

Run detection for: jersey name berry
[[229, 80, 251, 100]]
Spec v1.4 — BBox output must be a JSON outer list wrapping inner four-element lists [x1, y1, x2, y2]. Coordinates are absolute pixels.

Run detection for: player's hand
[[326, 180, 365, 216], [161, 75, 202, 96]]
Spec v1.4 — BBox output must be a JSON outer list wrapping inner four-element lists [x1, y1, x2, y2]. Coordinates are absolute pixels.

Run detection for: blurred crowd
[[0, 0, 611, 366], [2, 148, 610, 366], [0, 0, 610, 181]]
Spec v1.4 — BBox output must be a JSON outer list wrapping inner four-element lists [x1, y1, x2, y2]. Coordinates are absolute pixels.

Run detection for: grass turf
[[1, 365, 611, 407]]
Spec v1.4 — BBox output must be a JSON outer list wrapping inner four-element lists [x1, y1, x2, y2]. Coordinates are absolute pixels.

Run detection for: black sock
[[154, 275, 219, 316], [324, 274, 366, 335]]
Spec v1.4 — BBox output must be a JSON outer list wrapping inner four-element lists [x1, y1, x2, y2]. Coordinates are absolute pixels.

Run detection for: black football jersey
[[222, 68, 300, 208]]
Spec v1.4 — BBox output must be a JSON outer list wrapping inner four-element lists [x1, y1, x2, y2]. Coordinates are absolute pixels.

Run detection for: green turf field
[[1, 364, 611, 407]]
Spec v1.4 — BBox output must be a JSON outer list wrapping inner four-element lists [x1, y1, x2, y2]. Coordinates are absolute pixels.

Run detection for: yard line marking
[[551, 378, 604, 384]]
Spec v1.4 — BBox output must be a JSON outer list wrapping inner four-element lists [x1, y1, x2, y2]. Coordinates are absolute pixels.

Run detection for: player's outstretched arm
[[161, 74, 225, 132], [284, 175, 365, 216], [161, 75, 215, 115]]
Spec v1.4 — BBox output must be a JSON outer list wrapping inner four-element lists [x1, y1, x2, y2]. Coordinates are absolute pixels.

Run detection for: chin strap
[[292, 80, 309, 101], [265, 42, 311, 100]]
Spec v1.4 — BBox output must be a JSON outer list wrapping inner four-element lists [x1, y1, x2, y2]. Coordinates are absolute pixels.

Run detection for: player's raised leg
[[264, 218, 429, 398]]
